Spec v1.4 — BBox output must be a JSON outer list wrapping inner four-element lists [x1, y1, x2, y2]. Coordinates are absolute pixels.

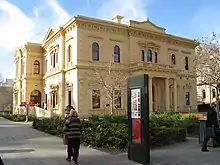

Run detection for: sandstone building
[[13, 15, 197, 117]]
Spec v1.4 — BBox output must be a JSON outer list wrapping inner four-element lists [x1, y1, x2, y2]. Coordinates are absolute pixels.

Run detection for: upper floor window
[[141, 50, 145, 61], [67, 45, 72, 62], [185, 57, 189, 70], [202, 89, 206, 99], [33, 60, 40, 74], [56, 52, 58, 63], [45, 59, 48, 73], [171, 54, 176, 65], [53, 53, 56, 68], [92, 42, 99, 61], [114, 45, 120, 63], [212, 89, 216, 98], [21, 60, 24, 75], [146, 49, 152, 62], [155, 52, 158, 63]]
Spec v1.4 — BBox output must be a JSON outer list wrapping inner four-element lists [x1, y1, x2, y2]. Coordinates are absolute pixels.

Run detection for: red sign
[[131, 88, 141, 144], [132, 118, 141, 143]]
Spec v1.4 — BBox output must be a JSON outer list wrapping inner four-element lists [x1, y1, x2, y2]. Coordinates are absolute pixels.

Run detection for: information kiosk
[[127, 74, 150, 165]]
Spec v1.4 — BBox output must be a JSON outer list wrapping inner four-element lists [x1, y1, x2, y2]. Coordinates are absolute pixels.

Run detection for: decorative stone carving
[[50, 84, 59, 93], [183, 83, 192, 90]]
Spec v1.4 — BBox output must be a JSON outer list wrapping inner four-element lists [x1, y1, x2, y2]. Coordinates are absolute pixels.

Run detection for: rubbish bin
[[199, 119, 206, 145], [199, 119, 218, 147]]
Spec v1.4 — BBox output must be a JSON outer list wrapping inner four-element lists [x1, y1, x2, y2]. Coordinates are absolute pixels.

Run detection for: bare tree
[[79, 60, 130, 115], [195, 33, 220, 98]]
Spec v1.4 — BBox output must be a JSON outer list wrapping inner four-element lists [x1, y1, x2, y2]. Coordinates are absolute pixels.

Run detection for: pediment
[[129, 18, 166, 33], [43, 28, 57, 42]]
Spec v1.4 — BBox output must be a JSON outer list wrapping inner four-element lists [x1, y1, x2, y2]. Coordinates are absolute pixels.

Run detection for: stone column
[[149, 76, 153, 112], [173, 78, 177, 112], [58, 27, 66, 117], [165, 78, 170, 111]]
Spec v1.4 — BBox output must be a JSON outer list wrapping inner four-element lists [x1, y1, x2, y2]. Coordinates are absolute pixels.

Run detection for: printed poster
[[131, 88, 141, 143]]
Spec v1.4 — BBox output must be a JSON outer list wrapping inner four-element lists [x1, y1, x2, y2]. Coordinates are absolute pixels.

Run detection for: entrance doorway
[[30, 90, 41, 106]]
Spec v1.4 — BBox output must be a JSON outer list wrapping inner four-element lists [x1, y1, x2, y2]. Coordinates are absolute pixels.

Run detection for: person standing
[[63, 110, 82, 164], [202, 103, 218, 152]]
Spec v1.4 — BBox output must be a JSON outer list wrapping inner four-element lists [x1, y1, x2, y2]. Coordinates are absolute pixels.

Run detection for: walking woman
[[63, 110, 82, 164]]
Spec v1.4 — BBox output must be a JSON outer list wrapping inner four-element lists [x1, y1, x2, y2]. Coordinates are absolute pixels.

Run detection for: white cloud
[[97, 0, 151, 22], [0, 0, 70, 51], [0, 0, 70, 78]]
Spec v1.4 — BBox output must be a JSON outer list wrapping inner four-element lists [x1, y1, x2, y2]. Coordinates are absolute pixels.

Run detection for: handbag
[[205, 127, 216, 138], [63, 135, 68, 145]]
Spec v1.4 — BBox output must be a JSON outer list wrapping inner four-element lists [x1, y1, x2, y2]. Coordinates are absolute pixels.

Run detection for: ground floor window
[[185, 92, 190, 105], [114, 90, 121, 108], [92, 90, 100, 109]]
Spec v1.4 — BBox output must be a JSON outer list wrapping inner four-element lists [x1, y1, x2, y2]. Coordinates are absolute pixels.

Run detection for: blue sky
[[0, 0, 220, 78]]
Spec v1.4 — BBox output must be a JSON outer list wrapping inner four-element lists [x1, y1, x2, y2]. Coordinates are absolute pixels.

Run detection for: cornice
[[76, 20, 196, 49], [168, 48, 178, 52], [88, 35, 104, 40], [181, 50, 191, 54]]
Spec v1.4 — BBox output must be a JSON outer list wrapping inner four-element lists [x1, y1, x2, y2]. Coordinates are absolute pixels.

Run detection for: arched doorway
[[30, 90, 41, 106]]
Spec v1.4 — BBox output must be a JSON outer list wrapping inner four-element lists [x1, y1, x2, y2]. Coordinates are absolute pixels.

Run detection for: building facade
[[197, 84, 217, 104], [0, 78, 13, 111], [13, 15, 197, 117]]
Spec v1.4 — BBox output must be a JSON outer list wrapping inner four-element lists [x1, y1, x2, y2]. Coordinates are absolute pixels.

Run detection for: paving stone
[[0, 118, 220, 165]]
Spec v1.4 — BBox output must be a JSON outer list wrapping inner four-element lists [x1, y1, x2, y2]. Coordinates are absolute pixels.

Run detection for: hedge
[[0, 114, 36, 122], [31, 113, 198, 150]]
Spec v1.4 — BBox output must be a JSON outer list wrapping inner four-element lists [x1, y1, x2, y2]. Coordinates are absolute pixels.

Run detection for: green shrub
[[1, 114, 36, 122], [32, 113, 195, 150]]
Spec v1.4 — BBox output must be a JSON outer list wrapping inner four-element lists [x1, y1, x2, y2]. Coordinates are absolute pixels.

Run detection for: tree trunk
[[110, 99, 114, 115], [216, 88, 220, 125]]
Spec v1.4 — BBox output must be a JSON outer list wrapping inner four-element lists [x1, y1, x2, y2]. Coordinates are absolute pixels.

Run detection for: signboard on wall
[[131, 88, 141, 144]]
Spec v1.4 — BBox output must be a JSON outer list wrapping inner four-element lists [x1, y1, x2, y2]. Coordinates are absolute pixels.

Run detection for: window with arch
[[202, 89, 206, 99], [33, 60, 40, 74], [92, 42, 99, 61], [30, 90, 41, 106], [67, 45, 72, 62], [114, 45, 120, 63], [146, 49, 152, 62], [171, 54, 176, 64], [155, 52, 158, 63], [212, 89, 216, 98], [185, 57, 189, 70]]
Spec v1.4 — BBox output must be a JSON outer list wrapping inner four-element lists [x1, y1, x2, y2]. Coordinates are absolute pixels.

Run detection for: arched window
[[171, 54, 176, 64], [30, 90, 41, 106], [92, 42, 99, 61], [212, 89, 216, 98], [202, 89, 206, 99], [185, 57, 189, 70], [114, 45, 120, 63], [67, 45, 72, 62], [155, 52, 158, 63], [146, 49, 152, 62], [33, 60, 40, 74]]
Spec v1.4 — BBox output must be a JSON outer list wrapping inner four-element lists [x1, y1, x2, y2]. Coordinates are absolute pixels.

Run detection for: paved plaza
[[0, 118, 220, 165]]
